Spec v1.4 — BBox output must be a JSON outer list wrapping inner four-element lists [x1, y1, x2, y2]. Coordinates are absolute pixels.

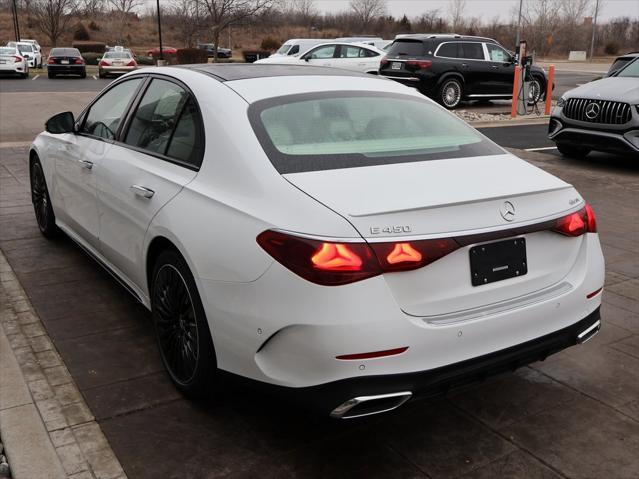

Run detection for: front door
[[53, 77, 144, 248], [303, 45, 338, 67], [485, 43, 516, 95], [96, 78, 201, 288]]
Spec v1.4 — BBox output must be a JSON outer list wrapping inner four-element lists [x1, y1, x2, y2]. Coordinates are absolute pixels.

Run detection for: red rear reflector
[[587, 287, 603, 299], [336, 347, 408, 360], [312, 243, 363, 271], [553, 205, 597, 237]]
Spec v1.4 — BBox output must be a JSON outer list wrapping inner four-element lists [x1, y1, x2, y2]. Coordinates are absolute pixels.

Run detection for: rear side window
[[124, 79, 204, 168], [386, 40, 426, 57], [249, 92, 503, 174], [460, 43, 485, 60], [437, 42, 459, 58]]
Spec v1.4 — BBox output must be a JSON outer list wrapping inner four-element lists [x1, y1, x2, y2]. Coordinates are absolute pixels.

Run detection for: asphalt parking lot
[[1, 66, 638, 478]]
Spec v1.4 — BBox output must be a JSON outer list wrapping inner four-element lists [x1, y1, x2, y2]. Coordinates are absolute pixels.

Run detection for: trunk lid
[[284, 154, 584, 317]]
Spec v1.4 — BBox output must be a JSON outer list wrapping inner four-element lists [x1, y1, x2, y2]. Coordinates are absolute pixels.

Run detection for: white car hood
[[565, 77, 639, 103]]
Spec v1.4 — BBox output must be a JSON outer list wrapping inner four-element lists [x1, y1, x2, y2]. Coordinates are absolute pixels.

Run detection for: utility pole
[[514, 0, 523, 60], [156, 0, 164, 63], [12, 0, 21, 42], [589, 0, 600, 61]]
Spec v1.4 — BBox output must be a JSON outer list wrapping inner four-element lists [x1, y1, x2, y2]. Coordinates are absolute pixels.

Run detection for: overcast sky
[[314, 0, 639, 22]]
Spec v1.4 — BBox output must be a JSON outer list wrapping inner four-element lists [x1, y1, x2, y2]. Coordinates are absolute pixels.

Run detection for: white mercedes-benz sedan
[[30, 65, 604, 418]]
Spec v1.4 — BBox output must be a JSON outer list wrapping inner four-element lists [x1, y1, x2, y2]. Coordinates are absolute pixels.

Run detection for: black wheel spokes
[[31, 166, 48, 228], [154, 266, 199, 384]]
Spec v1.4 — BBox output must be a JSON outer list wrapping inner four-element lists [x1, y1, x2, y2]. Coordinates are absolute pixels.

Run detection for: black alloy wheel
[[30, 159, 58, 237], [151, 250, 216, 397]]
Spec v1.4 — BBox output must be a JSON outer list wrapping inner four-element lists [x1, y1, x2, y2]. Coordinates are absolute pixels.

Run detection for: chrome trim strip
[[467, 94, 512, 98], [420, 281, 573, 325], [382, 75, 420, 81], [577, 319, 601, 344], [330, 391, 412, 419]]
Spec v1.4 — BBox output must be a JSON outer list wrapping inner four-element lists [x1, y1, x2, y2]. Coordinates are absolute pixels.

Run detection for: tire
[[30, 158, 59, 238], [557, 144, 590, 158], [22, 72, 29, 79], [527, 76, 544, 105], [80, 71, 86, 79], [151, 249, 217, 398], [48, 72, 55, 79], [98, 71, 105, 79], [437, 78, 463, 109]]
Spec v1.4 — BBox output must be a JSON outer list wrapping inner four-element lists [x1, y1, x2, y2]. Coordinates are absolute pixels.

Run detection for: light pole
[[12, 0, 21, 42], [589, 0, 600, 61], [156, 0, 164, 63], [514, 0, 523, 58]]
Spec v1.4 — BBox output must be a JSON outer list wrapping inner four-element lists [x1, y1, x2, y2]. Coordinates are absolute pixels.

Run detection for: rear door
[[459, 42, 493, 95], [96, 77, 201, 287]]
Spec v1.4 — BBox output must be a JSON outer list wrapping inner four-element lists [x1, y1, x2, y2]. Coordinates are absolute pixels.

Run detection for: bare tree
[[168, 0, 201, 47], [81, 0, 104, 16], [349, 0, 386, 28], [521, 0, 563, 56], [560, 0, 593, 47], [106, 0, 143, 43], [199, 0, 276, 61], [31, 0, 78, 46], [448, 0, 467, 32]]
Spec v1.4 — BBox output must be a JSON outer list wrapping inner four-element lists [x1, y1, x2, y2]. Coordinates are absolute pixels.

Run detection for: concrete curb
[[0, 250, 126, 479]]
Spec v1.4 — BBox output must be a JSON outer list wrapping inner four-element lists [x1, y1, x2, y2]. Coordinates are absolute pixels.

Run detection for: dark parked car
[[197, 43, 232, 59], [380, 34, 548, 109], [605, 52, 639, 77], [47, 48, 86, 78], [549, 57, 639, 158]]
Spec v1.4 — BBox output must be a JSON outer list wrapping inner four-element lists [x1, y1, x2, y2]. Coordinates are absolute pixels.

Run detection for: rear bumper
[[47, 65, 86, 75], [239, 307, 601, 416], [100, 66, 136, 74], [0, 64, 25, 73]]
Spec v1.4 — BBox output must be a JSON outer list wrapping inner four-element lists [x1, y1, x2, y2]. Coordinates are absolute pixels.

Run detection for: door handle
[[78, 159, 93, 170], [130, 185, 155, 199], [491, 65, 499, 69], [461, 63, 468, 67]]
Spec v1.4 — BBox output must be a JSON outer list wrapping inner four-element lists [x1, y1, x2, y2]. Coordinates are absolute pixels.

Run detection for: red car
[[147, 46, 177, 57]]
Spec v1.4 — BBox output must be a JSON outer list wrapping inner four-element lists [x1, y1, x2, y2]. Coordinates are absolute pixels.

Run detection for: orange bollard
[[511, 65, 522, 118], [544, 65, 555, 115]]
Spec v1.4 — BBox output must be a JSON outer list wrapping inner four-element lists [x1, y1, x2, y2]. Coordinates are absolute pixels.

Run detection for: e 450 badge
[[370, 225, 412, 235]]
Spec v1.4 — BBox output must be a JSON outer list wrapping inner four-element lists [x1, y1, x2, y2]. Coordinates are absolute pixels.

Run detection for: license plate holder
[[391, 62, 402, 70], [61, 60, 69, 64], [470, 238, 527, 286]]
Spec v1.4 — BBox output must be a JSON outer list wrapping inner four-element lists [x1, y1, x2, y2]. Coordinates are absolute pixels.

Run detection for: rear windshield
[[104, 52, 132, 59], [386, 40, 426, 57], [0, 47, 15, 55], [249, 92, 503, 174], [51, 48, 80, 57]]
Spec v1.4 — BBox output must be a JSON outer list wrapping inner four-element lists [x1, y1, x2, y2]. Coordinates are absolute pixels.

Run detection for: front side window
[[81, 78, 143, 140], [460, 43, 485, 60], [487, 44, 510, 62], [308, 45, 336, 59], [250, 92, 503, 174]]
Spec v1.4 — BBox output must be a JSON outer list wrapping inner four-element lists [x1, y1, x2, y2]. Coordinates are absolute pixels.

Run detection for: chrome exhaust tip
[[577, 319, 601, 344], [330, 391, 412, 419]]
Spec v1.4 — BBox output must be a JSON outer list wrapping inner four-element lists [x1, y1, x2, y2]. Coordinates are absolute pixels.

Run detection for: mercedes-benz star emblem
[[585, 102, 600, 120], [500, 201, 516, 222]]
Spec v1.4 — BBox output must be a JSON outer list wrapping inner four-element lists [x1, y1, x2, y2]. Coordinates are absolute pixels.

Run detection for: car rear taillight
[[126, 60, 136, 66], [406, 60, 432, 69], [257, 230, 381, 286], [14, 56, 22, 63], [99, 60, 109, 66], [380, 58, 389, 67], [553, 205, 597, 237], [74, 58, 84, 64], [371, 238, 459, 272], [47, 57, 55, 64]]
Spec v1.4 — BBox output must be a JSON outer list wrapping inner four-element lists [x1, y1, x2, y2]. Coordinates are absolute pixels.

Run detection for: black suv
[[380, 34, 548, 109]]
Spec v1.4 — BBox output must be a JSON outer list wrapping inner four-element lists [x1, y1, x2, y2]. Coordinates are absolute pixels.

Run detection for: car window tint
[[608, 58, 630, 74], [340, 46, 361, 58], [309, 46, 336, 59], [288, 45, 299, 55], [124, 79, 189, 157], [361, 48, 378, 58], [104, 52, 132, 59], [437, 42, 458, 58], [0, 48, 15, 55], [386, 40, 425, 57], [617, 58, 639, 77], [460, 43, 484, 60], [81, 78, 143, 140], [487, 44, 509, 62], [165, 99, 203, 167]]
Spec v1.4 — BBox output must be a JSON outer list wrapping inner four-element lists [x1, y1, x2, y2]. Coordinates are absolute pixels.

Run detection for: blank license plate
[[469, 238, 527, 286], [391, 62, 402, 70], [61, 60, 69, 64]]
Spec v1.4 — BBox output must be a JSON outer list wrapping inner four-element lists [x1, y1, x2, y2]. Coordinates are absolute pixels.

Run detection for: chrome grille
[[563, 98, 632, 125]]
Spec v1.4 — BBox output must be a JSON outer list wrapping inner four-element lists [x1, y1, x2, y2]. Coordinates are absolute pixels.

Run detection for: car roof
[[394, 34, 495, 43], [183, 64, 371, 81]]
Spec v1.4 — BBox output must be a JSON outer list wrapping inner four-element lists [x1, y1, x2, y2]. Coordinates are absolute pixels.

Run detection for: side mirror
[[303, 56, 310, 62], [45, 111, 76, 134]]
